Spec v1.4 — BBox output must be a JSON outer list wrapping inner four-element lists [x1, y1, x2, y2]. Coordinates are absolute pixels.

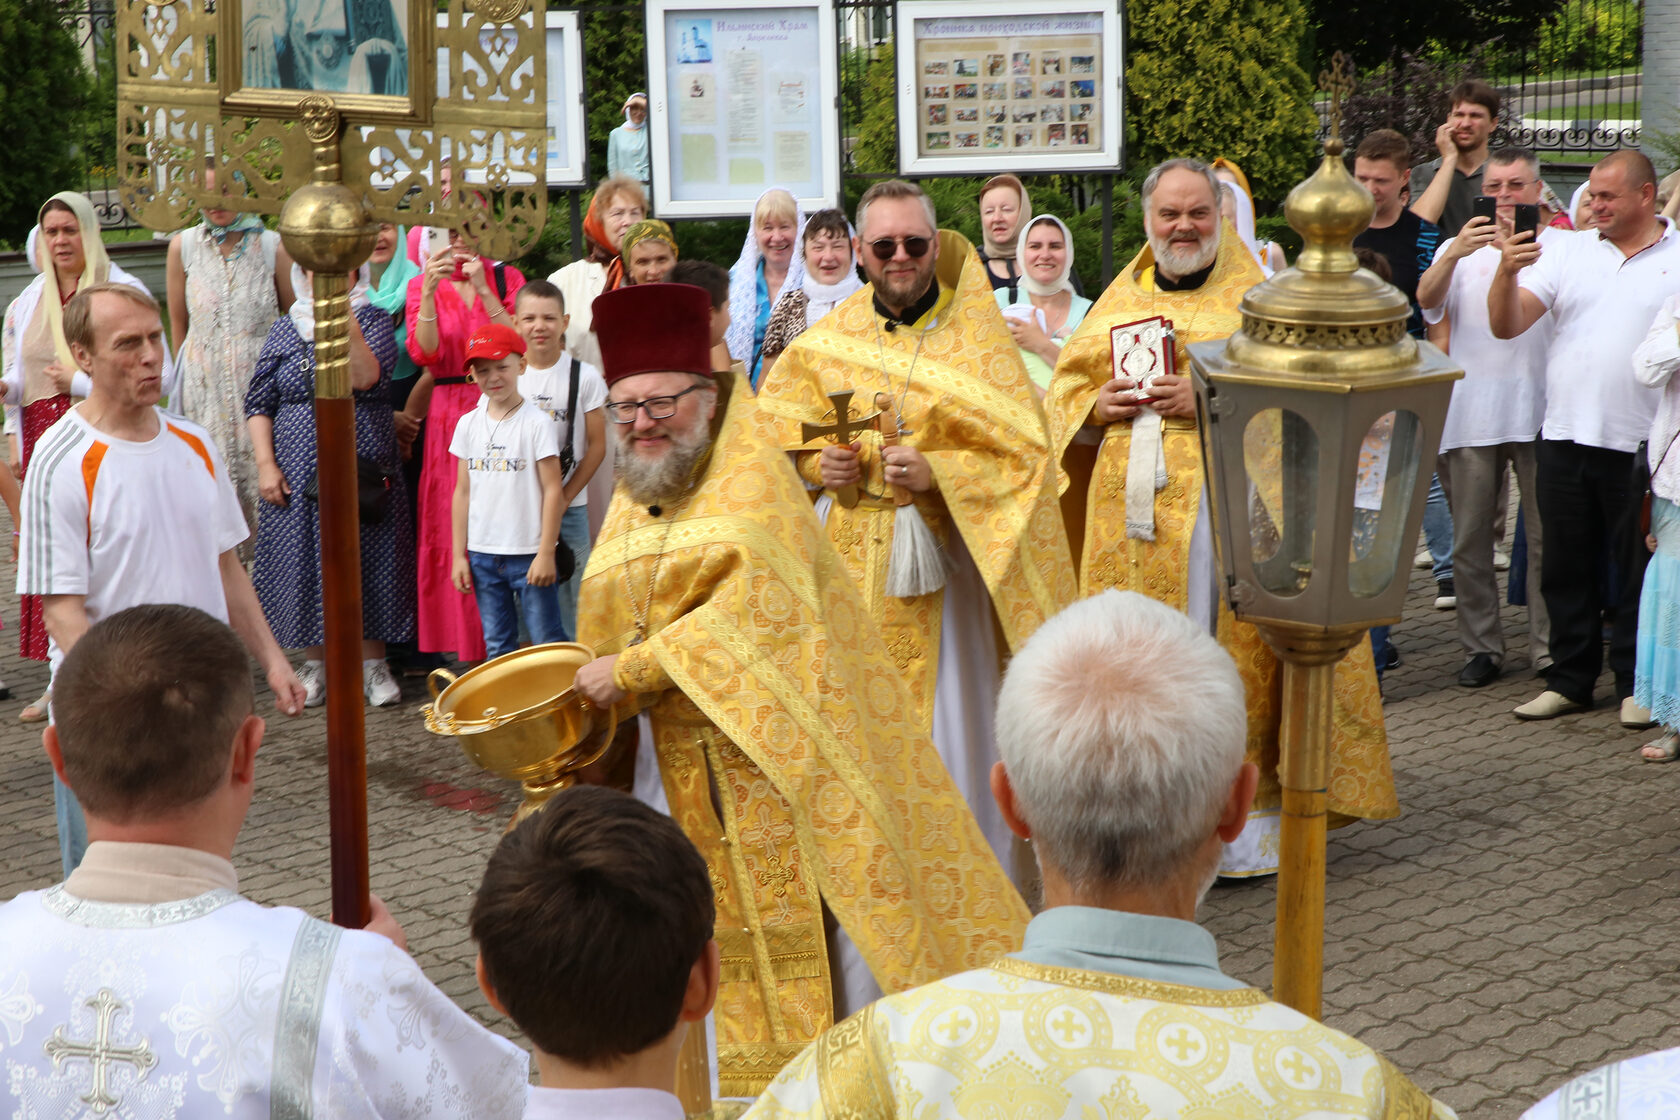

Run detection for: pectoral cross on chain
[[801, 389, 880, 509], [44, 988, 159, 1113]]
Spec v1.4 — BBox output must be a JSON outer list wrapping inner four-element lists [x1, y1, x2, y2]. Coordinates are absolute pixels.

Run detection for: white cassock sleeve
[[315, 929, 531, 1117]]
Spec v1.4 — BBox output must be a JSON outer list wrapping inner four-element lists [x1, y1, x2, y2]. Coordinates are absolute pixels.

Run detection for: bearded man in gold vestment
[[570, 283, 1029, 1098], [1047, 158, 1396, 877], [759, 180, 1075, 871], [746, 591, 1457, 1120]]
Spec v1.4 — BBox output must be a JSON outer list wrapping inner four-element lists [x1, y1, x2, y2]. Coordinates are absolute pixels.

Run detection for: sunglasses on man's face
[[866, 236, 932, 261]]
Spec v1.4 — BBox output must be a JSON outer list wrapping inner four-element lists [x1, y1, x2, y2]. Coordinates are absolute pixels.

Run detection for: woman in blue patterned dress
[[246, 266, 415, 708]]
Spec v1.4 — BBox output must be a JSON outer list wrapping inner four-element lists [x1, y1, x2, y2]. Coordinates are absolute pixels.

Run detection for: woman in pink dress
[[405, 230, 524, 662]]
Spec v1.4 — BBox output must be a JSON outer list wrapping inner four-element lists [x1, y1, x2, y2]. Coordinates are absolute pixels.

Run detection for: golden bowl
[[422, 642, 616, 787]]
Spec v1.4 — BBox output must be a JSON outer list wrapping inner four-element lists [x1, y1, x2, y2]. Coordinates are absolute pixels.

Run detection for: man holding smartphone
[[1490, 149, 1680, 725], [1417, 148, 1557, 691]]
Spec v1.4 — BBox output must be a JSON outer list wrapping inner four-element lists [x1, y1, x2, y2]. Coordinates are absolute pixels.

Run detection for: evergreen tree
[[1126, 0, 1319, 201], [0, 0, 91, 246]]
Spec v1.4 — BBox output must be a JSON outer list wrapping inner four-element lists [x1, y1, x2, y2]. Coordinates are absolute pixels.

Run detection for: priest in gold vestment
[[571, 283, 1030, 1098], [1046, 159, 1396, 877], [758, 180, 1076, 868], [745, 591, 1456, 1120]]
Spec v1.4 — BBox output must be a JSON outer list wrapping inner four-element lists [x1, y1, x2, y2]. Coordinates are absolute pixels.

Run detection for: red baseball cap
[[463, 322, 527, 373]]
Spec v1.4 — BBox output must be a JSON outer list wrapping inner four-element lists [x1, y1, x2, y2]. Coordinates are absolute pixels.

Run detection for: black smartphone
[[1472, 195, 1497, 225], [1513, 203, 1541, 239]]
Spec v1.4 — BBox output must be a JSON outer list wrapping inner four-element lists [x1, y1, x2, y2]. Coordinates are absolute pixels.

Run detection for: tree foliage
[[1126, 0, 1319, 203], [1310, 0, 1561, 68], [0, 0, 91, 246]]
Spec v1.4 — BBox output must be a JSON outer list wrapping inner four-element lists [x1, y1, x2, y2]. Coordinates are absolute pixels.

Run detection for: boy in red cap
[[448, 321, 566, 658]]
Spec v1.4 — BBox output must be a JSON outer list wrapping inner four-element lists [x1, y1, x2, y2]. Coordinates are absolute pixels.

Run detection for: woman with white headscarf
[[1, 191, 170, 720], [606, 92, 650, 192], [758, 207, 864, 376], [245, 264, 413, 709], [725, 186, 805, 388], [995, 214, 1093, 392], [1212, 158, 1286, 273], [1219, 181, 1274, 278]]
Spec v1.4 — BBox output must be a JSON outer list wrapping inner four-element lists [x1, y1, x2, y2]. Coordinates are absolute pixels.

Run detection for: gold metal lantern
[[1187, 54, 1463, 1018]]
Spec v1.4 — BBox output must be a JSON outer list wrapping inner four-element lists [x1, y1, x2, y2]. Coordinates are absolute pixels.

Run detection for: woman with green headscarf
[[167, 169, 295, 550], [365, 222, 423, 455], [2, 190, 170, 720], [619, 219, 678, 286]]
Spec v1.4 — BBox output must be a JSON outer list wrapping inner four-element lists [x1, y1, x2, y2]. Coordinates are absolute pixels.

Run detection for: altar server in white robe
[[0, 603, 530, 1117], [745, 590, 1458, 1120]]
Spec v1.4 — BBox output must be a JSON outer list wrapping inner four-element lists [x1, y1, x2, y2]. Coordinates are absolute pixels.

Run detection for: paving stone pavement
[[0, 541, 1671, 1117]]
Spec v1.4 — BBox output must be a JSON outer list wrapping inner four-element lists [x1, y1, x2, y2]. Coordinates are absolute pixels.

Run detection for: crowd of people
[[7, 73, 1680, 1115]]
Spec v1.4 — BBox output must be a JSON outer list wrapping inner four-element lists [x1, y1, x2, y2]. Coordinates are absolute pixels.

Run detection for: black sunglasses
[[865, 236, 932, 261]]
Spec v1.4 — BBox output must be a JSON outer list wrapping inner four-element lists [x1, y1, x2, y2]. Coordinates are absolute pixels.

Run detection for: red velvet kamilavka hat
[[591, 283, 719, 386]]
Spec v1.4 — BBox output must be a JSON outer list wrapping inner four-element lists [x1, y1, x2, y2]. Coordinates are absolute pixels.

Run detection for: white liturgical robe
[[1523, 1046, 1680, 1119], [0, 842, 530, 1117]]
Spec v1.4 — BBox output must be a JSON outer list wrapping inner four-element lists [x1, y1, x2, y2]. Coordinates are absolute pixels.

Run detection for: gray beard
[[614, 423, 713, 506], [1148, 226, 1221, 280]]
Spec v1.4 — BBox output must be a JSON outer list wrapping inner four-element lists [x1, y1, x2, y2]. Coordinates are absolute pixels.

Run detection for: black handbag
[[303, 456, 395, 524]]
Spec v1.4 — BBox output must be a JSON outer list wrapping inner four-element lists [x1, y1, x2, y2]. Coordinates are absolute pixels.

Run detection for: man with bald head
[[1047, 158, 1394, 877], [1490, 149, 1680, 725]]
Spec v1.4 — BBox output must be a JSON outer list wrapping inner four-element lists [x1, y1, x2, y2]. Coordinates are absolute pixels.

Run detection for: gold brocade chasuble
[[757, 230, 1075, 728], [577, 374, 1030, 1096], [1046, 233, 1398, 824]]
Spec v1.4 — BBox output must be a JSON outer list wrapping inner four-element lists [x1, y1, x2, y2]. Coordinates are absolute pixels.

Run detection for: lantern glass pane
[[1243, 407, 1319, 597], [1349, 408, 1422, 598]]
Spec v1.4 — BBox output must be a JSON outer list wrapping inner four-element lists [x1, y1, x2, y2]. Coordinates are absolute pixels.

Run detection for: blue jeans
[[1423, 473, 1454, 582], [469, 551, 565, 659], [54, 771, 88, 880], [556, 505, 592, 642]]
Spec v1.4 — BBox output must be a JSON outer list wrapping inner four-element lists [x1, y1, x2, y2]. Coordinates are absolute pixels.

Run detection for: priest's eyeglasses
[[606, 385, 707, 423], [866, 236, 932, 260]]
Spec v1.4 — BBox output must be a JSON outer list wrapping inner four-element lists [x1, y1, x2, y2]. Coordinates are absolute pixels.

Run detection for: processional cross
[[44, 988, 158, 1113], [116, 0, 548, 927]]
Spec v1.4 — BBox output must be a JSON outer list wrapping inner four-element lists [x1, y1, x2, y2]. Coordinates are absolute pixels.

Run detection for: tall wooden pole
[[1258, 625, 1361, 1019], [280, 96, 377, 930]]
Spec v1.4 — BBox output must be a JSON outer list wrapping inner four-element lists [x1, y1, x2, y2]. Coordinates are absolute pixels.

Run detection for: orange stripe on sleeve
[[82, 441, 108, 544], [166, 423, 216, 477]]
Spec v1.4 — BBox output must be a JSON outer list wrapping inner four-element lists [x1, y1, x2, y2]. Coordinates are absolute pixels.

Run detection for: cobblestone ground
[[0, 539, 1670, 1117]]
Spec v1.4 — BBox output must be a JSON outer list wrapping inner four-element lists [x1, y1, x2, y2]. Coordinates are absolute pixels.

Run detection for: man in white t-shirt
[[1490, 149, 1680, 725], [513, 279, 606, 641], [17, 283, 305, 879], [449, 322, 565, 658], [0, 602, 531, 1115], [1418, 147, 1555, 690]]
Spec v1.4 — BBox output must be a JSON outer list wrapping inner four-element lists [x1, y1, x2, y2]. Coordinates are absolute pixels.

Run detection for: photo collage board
[[911, 12, 1105, 160]]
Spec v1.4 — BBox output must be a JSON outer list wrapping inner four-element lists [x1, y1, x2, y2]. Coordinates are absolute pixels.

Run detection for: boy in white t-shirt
[[513, 280, 606, 640], [449, 323, 566, 659], [471, 785, 719, 1120]]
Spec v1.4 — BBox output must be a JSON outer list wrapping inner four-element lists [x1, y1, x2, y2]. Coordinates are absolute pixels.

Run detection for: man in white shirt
[[0, 602, 530, 1115], [1418, 147, 1555, 689], [472, 785, 718, 1120], [17, 283, 305, 879], [513, 279, 606, 640], [1490, 149, 1680, 725]]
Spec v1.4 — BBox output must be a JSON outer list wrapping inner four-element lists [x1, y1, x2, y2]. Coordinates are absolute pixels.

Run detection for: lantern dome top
[[1224, 135, 1418, 376]]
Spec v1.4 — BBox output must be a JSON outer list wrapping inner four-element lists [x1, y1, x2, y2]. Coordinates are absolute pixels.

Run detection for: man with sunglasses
[[1047, 157, 1394, 879], [568, 282, 1030, 1101], [759, 180, 1075, 880]]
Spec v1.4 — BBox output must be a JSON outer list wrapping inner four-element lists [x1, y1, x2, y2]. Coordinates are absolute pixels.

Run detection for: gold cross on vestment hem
[[44, 988, 159, 1113]]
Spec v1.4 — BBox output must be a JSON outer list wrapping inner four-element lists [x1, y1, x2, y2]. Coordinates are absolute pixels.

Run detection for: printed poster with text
[[663, 7, 826, 205], [913, 12, 1104, 160]]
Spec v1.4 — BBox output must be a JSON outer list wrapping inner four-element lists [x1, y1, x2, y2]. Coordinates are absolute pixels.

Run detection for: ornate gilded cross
[[801, 390, 881, 509], [1317, 51, 1356, 144], [44, 989, 158, 1113]]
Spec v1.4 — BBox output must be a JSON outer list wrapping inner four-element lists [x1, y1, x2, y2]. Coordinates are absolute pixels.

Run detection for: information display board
[[647, 0, 841, 218], [435, 10, 588, 186], [895, 2, 1123, 175]]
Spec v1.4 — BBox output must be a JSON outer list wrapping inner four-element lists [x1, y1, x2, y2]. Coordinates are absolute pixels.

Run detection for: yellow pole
[[1258, 625, 1362, 1019]]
